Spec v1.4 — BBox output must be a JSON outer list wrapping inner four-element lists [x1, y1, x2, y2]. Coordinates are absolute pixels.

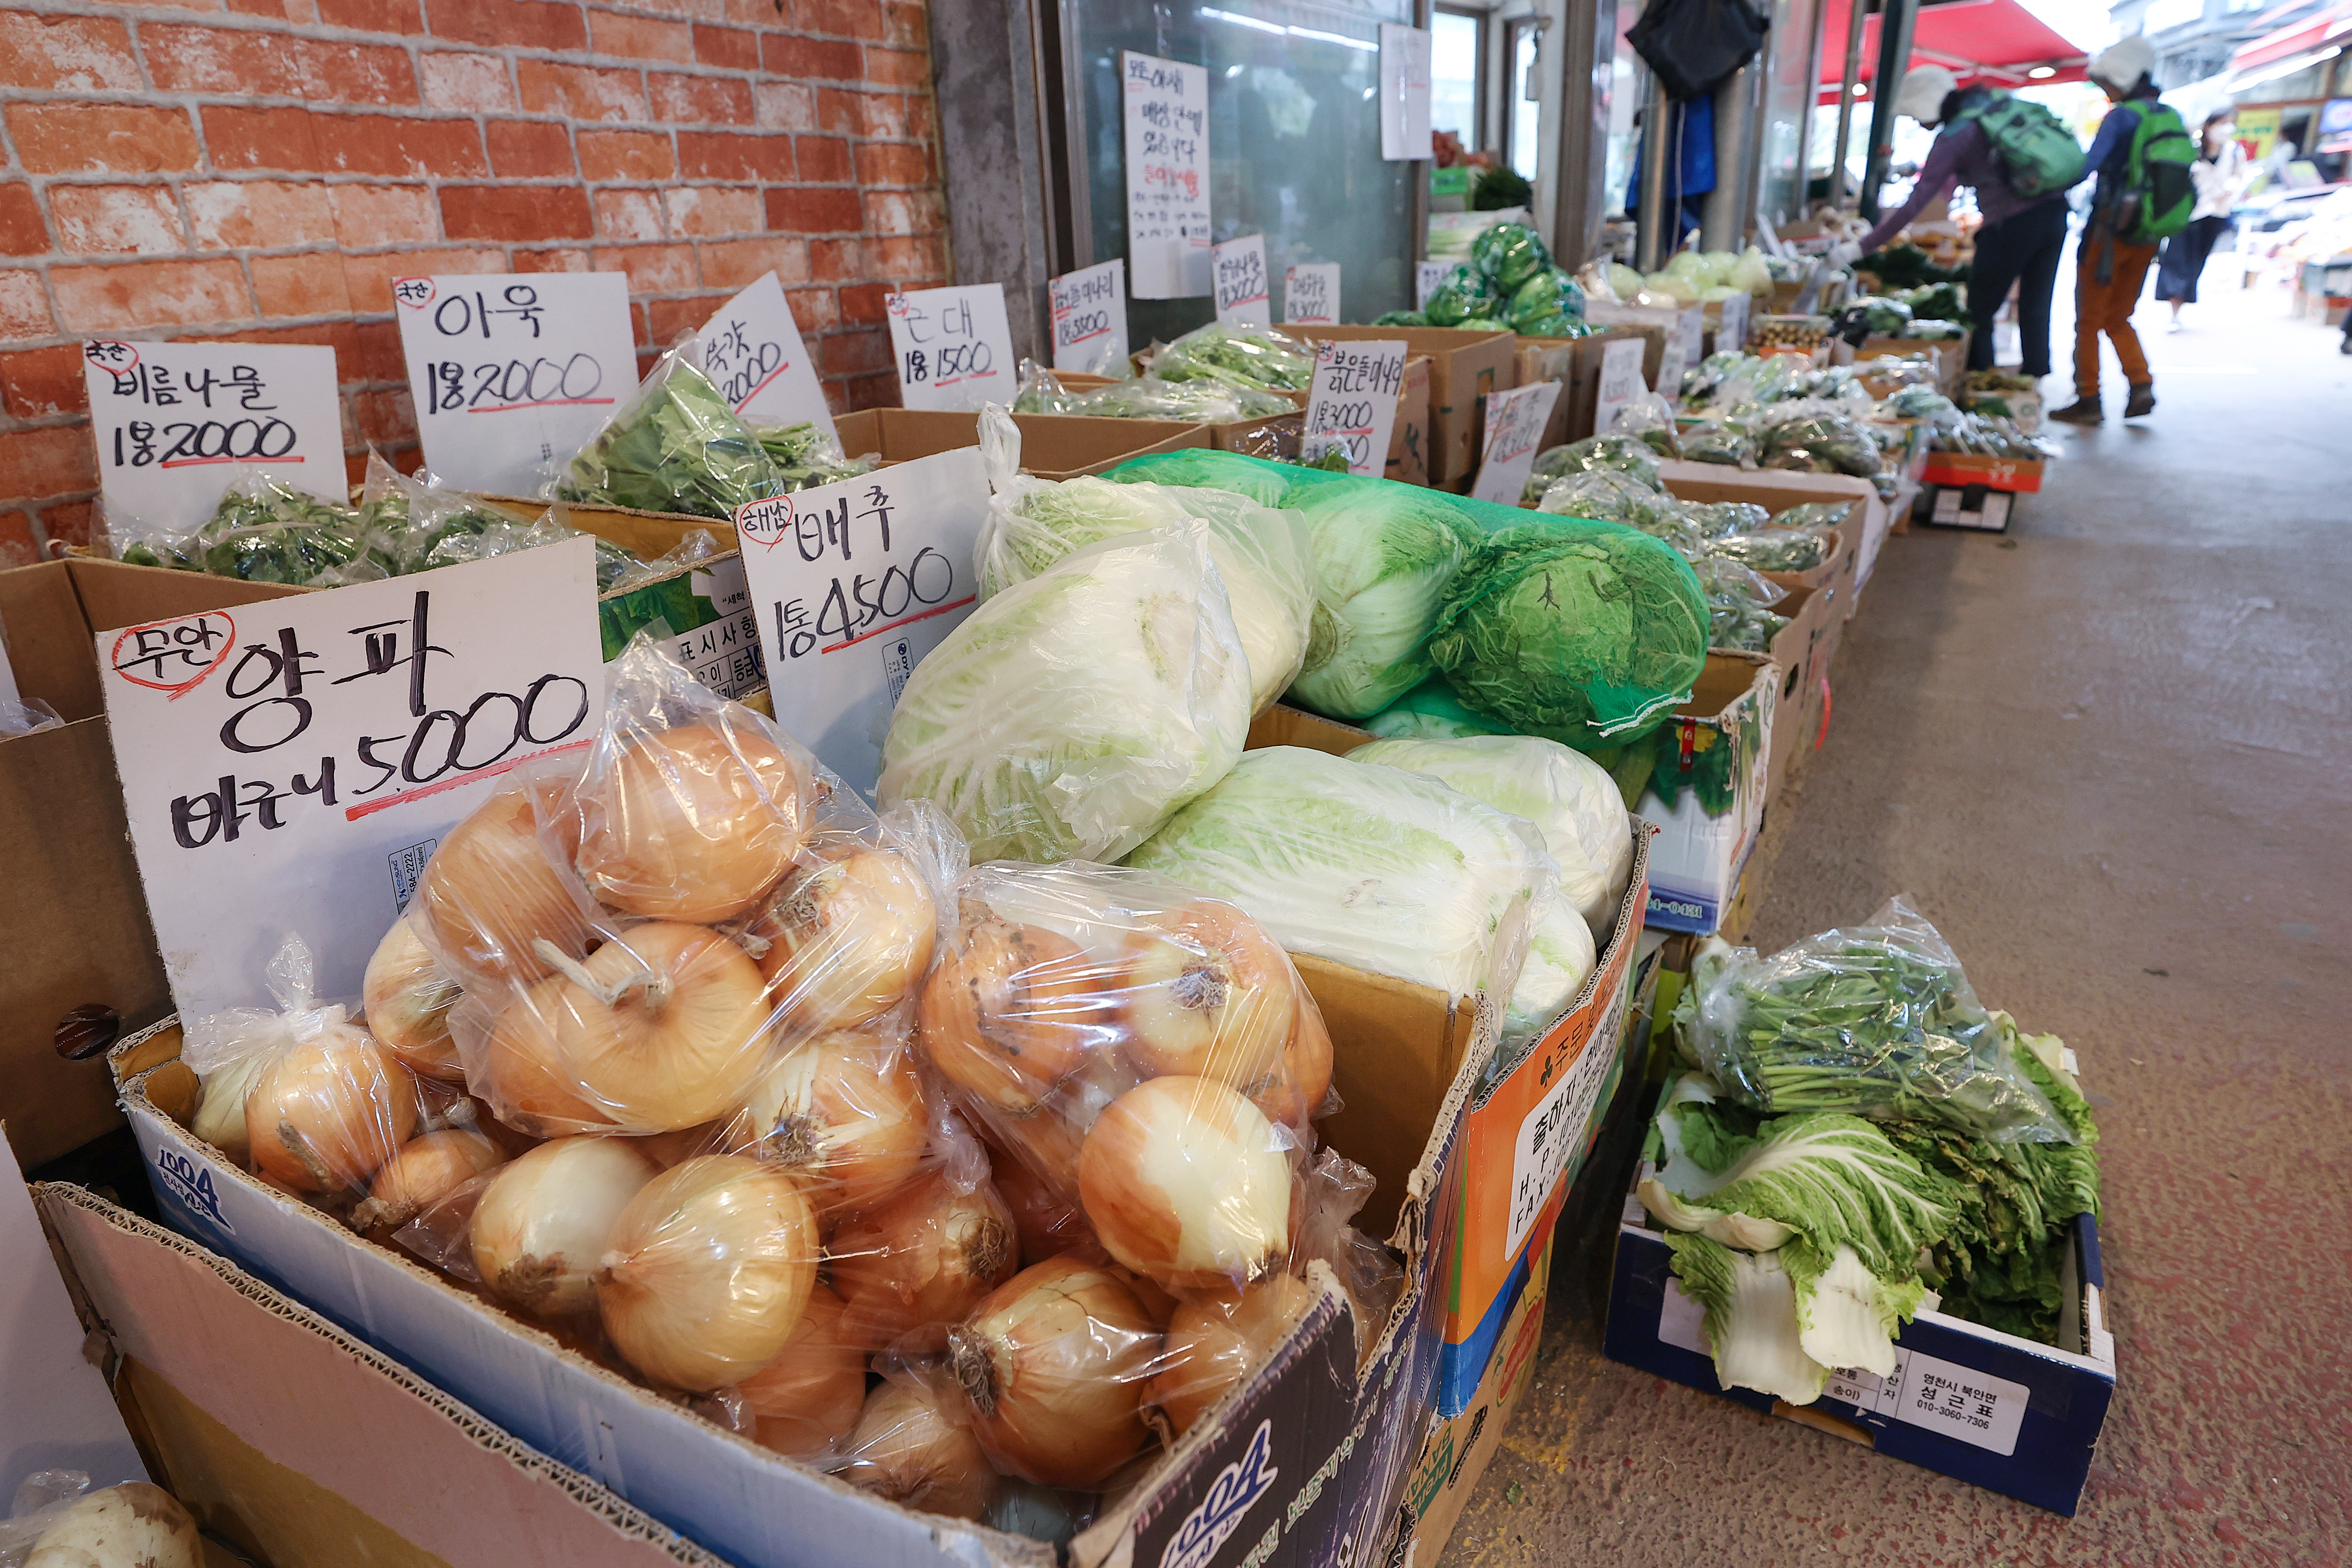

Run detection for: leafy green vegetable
[[1664, 1233, 1831, 1404], [748, 420, 877, 492], [1782, 1236, 1930, 1376], [1527, 435, 1664, 494], [1371, 310, 1430, 328], [1472, 221, 1554, 293], [558, 354, 783, 519], [1149, 322, 1316, 391], [1710, 527, 1832, 574]]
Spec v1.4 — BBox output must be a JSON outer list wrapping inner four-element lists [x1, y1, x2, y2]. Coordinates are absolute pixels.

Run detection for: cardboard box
[[1920, 451, 2045, 494], [1654, 463, 1869, 608], [834, 408, 1210, 481], [1544, 325, 1671, 445], [36, 1182, 737, 1568], [0, 559, 306, 1171], [1293, 326, 1517, 490], [1513, 337, 1581, 451], [597, 548, 767, 705], [1634, 653, 1776, 936], [1036, 371, 1307, 460]]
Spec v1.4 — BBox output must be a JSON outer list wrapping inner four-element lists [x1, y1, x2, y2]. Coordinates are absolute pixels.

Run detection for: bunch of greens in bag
[[1148, 322, 1316, 391], [1524, 433, 1664, 499], [748, 420, 879, 491], [116, 475, 381, 585], [1709, 526, 1833, 573], [361, 455, 641, 590], [557, 349, 784, 518], [1421, 264, 1502, 328], [1758, 409, 1884, 478], [1692, 552, 1788, 652]]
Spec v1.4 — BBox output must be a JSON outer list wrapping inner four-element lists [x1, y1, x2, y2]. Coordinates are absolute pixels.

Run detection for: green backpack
[[1955, 93, 2086, 201], [2119, 102, 2197, 242]]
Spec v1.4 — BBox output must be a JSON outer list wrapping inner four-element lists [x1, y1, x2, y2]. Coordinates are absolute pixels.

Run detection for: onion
[[947, 1255, 1157, 1488], [1077, 1076, 1293, 1290], [509, 922, 772, 1133], [191, 1051, 272, 1166], [918, 913, 1110, 1114], [597, 1154, 819, 1392], [353, 1128, 503, 1236], [577, 722, 811, 924], [478, 977, 626, 1136], [991, 1152, 1094, 1268], [245, 1029, 419, 1194], [470, 1136, 657, 1317], [830, 1171, 1016, 1352], [1143, 1273, 1316, 1438], [1116, 902, 1296, 1092], [24, 1482, 200, 1568], [738, 1284, 868, 1459], [418, 777, 587, 982], [1253, 996, 1335, 1139], [363, 914, 466, 1082], [983, 1104, 1090, 1198], [836, 1380, 998, 1521], [750, 847, 937, 1032], [732, 1032, 928, 1215]]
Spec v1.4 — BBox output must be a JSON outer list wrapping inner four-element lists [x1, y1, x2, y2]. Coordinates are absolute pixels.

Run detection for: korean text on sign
[[698, 271, 834, 436], [82, 341, 343, 531], [1050, 259, 1131, 374], [1468, 381, 1563, 506], [885, 284, 1015, 413], [1302, 339, 1408, 478], [1213, 236, 1271, 327], [1123, 51, 1212, 299], [1284, 263, 1340, 326]]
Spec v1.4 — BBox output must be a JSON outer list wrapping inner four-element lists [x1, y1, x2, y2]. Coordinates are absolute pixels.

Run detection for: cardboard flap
[[0, 561, 106, 722]]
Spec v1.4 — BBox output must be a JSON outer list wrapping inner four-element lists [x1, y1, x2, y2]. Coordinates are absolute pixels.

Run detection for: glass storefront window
[[1510, 23, 1542, 179], [1431, 9, 1484, 150]]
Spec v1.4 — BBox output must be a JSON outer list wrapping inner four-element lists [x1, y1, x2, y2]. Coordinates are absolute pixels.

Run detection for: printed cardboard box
[[596, 548, 766, 706], [1633, 653, 1776, 936], [1920, 451, 2045, 495], [1754, 583, 1820, 807], [1292, 326, 1516, 490], [0, 559, 305, 1170]]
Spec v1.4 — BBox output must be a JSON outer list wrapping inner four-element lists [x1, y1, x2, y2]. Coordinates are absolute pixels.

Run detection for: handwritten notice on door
[[1284, 263, 1341, 326], [1214, 235, 1272, 327], [886, 284, 1015, 412], [733, 449, 988, 794], [1124, 51, 1212, 299], [1592, 337, 1651, 438], [1469, 381, 1563, 505], [699, 271, 833, 437], [1050, 259, 1130, 374], [1302, 338, 1407, 478], [1379, 23, 1434, 161], [394, 272, 636, 497], [82, 341, 343, 532], [98, 540, 605, 1018]]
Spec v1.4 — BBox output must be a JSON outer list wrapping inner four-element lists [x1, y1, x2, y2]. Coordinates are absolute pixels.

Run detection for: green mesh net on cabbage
[[1361, 675, 1512, 739]]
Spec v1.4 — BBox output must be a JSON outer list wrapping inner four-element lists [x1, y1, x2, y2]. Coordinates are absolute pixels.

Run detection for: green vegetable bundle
[[1526, 434, 1664, 498], [748, 420, 880, 492], [557, 352, 784, 519], [1149, 322, 1316, 391], [1895, 281, 1970, 328], [115, 475, 380, 586], [1709, 526, 1832, 573], [1843, 295, 1915, 337], [1422, 263, 1502, 328], [1759, 411, 1884, 478]]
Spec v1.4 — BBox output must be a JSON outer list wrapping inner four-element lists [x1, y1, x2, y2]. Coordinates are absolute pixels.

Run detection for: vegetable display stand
[[1290, 326, 1519, 490], [1046, 371, 1309, 461], [1632, 653, 1777, 937]]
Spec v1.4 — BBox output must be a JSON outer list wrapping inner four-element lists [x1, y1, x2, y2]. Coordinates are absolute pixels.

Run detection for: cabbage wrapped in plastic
[[878, 521, 1251, 864], [1282, 476, 1474, 720], [1472, 221, 1555, 293], [1360, 676, 1510, 740], [1148, 322, 1316, 391], [1421, 263, 1499, 328], [557, 348, 784, 519], [1428, 518, 1709, 750]]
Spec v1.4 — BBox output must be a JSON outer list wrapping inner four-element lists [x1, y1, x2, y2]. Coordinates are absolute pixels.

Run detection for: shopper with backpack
[[1829, 66, 2083, 383], [2049, 36, 2196, 425]]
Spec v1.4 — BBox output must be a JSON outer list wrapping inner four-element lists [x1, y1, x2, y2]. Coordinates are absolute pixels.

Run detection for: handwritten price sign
[[1050, 259, 1130, 374], [1213, 236, 1271, 328], [1283, 263, 1340, 326], [1469, 381, 1564, 505], [699, 271, 834, 437], [886, 284, 1015, 413], [1123, 51, 1212, 299], [1301, 338, 1407, 478], [82, 340, 343, 531]]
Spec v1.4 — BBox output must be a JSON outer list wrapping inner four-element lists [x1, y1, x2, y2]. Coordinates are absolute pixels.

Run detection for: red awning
[[2228, 0, 2352, 73], [1815, 0, 2090, 106]]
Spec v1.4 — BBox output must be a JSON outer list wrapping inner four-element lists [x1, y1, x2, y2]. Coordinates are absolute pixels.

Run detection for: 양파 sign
[[885, 284, 1015, 412], [699, 271, 834, 438], [1050, 258, 1131, 375], [1123, 51, 1213, 299], [83, 341, 345, 532], [1302, 338, 1408, 478]]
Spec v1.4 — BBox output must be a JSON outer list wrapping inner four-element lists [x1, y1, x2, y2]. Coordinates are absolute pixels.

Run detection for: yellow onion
[[1253, 996, 1335, 1140], [750, 847, 937, 1032], [577, 723, 811, 924], [597, 1154, 819, 1391], [353, 1128, 504, 1236], [1143, 1273, 1316, 1438], [737, 1284, 868, 1460], [1116, 902, 1297, 1092], [837, 1380, 998, 1521], [917, 913, 1108, 1114], [830, 1172, 1015, 1352], [732, 1032, 928, 1214], [947, 1255, 1158, 1488], [990, 1151, 1094, 1268], [245, 1029, 419, 1194], [418, 778, 587, 982], [470, 1135, 657, 1317], [1077, 1076, 1293, 1290], [362, 914, 466, 1082], [506, 923, 772, 1133], [478, 978, 626, 1137], [190, 1052, 273, 1167]]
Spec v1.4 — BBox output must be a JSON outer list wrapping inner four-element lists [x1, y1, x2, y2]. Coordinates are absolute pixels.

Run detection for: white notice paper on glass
[[699, 272, 834, 437], [1592, 337, 1650, 437], [1417, 260, 1452, 308], [1380, 23, 1434, 161], [1214, 235, 1272, 327], [1469, 381, 1563, 506], [733, 448, 988, 796], [1283, 263, 1341, 326], [98, 540, 605, 1018], [395, 272, 636, 497], [886, 284, 1015, 411], [82, 341, 344, 532], [1123, 51, 1212, 299], [1050, 259, 1131, 374], [1302, 338, 1407, 478]]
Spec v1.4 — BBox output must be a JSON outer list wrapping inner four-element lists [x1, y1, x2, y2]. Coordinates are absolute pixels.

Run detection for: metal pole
[[1792, 0, 1830, 220], [1635, 72, 1674, 269], [1829, 0, 1869, 208], [1554, 0, 1622, 267], [1857, 0, 1916, 221], [1701, 61, 1754, 249]]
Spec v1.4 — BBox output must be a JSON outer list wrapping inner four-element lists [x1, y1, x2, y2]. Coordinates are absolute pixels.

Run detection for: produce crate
[[1544, 325, 1669, 445], [1920, 451, 2045, 494], [597, 547, 766, 705], [1292, 326, 1518, 491], [1924, 485, 2017, 532], [1050, 370, 1310, 460], [1634, 653, 1776, 937]]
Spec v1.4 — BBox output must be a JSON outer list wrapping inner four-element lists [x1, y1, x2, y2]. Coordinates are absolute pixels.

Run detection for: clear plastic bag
[[1677, 415, 1760, 467], [1710, 526, 1833, 573], [1607, 394, 1683, 460], [0, 1472, 200, 1568], [1011, 358, 1075, 413], [1675, 896, 2073, 1144], [112, 473, 380, 586], [1145, 322, 1316, 391], [555, 342, 784, 519], [361, 454, 640, 590], [1525, 433, 1664, 497], [1535, 469, 1704, 553], [742, 420, 879, 492], [1682, 500, 1772, 538], [0, 696, 61, 739], [1062, 377, 1293, 422]]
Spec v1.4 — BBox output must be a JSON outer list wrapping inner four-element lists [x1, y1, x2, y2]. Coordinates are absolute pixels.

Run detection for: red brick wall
[[0, 0, 948, 564]]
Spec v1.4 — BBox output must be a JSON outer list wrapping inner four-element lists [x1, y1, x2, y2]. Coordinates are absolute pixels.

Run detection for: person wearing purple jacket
[[1827, 66, 2074, 383]]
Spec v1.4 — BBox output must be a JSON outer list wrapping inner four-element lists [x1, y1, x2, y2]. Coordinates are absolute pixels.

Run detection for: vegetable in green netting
[[1455, 316, 1511, 334], [1507, 268, 1585, 335], [1149, 321, 1317, 390], [1101, 448, 1300, 507], [557, 349, 784, 519], [1472, 221, 1554, 293], [1427, 516, 1709, 750], [1360, 675, 1511, 739]]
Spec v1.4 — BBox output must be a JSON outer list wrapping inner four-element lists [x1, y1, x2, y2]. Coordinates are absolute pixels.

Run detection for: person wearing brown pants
[[2049, 36, 2164, 425]]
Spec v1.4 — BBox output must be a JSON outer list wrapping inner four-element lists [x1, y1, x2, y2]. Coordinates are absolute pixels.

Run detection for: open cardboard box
[[1633, 652, 1776, 937], [0, 559, 306, 1171], [1290, 327, 1516, 491], [1656, 462, 1883, 622]]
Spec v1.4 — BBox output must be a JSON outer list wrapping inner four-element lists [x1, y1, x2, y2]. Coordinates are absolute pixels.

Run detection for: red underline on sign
[[819, 595, 976, 653], [159, 455, 307, 468], [466, 397, 619, 414], [1066, 327, 1109, 342], [344, 737, 592, 821], [733, 364, 790, 410]]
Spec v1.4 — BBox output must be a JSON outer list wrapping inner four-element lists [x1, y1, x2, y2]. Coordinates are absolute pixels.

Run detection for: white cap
[[1894, 65, 1960, 124], [2089, 35, 2155, 93]]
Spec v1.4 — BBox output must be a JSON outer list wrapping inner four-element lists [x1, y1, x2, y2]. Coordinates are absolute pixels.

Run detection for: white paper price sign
[[699, 271, 832, 437], [395, 273, 635, 497], [1050, 259, 1130, 374], [1302, 338, 1406, 478], [1416, 260, 1451, 309], [98, 540, 605, 1018], [733, 449, 987, 795], [1469, 381, 1562, 506], [1717, 292, 1750, 353], [1379, 23, 1433, 161], [1213, 235, 1271, 327], [83, 341, 343, 531], [886, 284, 1014, 412], [1592, 336, 1650, 437], [1123, 51, 1212, 300], [1655, 305, 1704, 398], [1283, 263, 1340, 326]]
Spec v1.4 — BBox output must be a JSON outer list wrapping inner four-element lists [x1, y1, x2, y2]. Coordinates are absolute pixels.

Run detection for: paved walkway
[[1442, 270, 2352, 1565]]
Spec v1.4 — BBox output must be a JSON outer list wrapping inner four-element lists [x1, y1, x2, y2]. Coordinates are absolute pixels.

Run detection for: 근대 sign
[[1124, 50, 1213, 299], [1284, 263, 1341, 326], [82, 341, 344, 532], [98, 539, 605, 1019], [394, 273, 637, 497], [1050, 258, 1131, 374], [1302, 338, 1408, 478], [1214, 235, 1272, 328], [886, 284, 1015, 412], [732, 448, 988, 795], [698, 271, 834, 437]]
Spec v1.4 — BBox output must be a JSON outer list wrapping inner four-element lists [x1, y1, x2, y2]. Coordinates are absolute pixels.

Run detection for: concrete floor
[[1442, 274, 2352, 1565]]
